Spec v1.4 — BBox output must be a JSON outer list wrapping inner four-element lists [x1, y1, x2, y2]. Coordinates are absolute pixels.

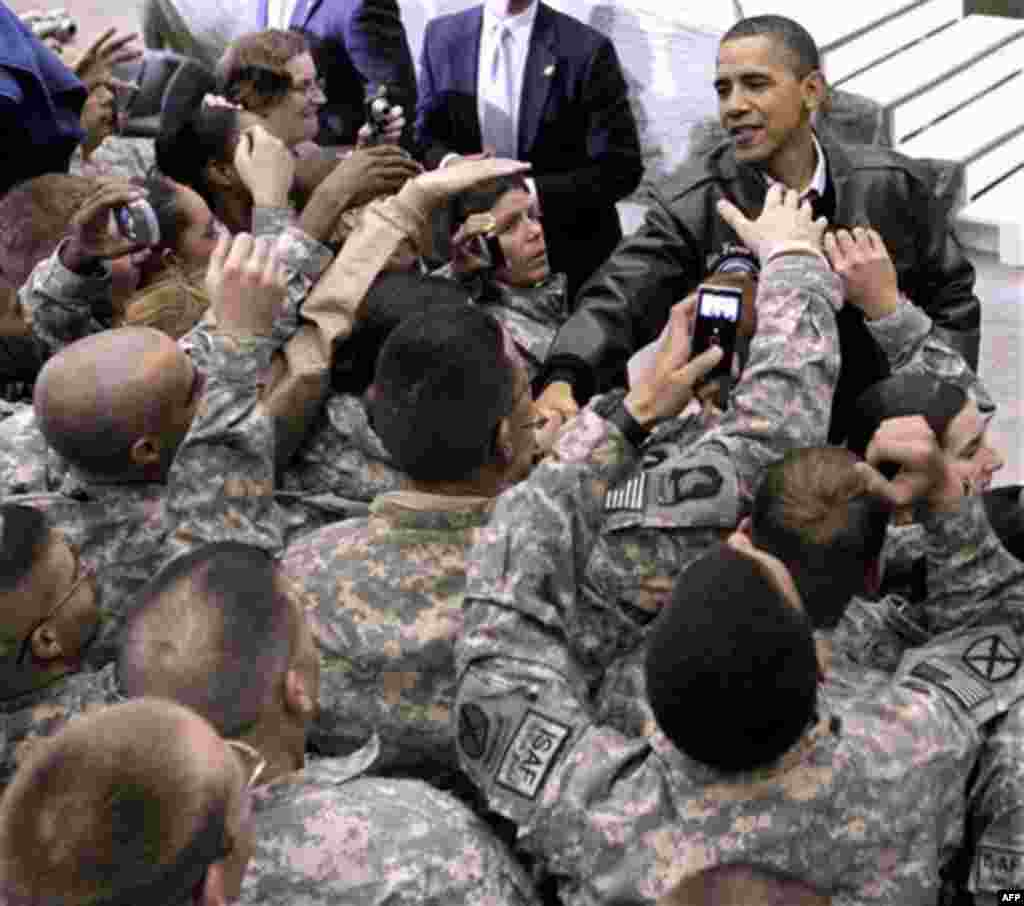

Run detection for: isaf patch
[[963, 635, 1022, 683], [496, 710, 570, 799], [975, 846, 1024, 891]]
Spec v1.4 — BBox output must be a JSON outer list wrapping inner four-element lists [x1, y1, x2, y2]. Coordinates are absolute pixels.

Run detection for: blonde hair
[[123, 269, 210, 339]]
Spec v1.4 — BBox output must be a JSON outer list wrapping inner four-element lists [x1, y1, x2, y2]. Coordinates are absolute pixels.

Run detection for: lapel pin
[[544, 63, 555, 77]]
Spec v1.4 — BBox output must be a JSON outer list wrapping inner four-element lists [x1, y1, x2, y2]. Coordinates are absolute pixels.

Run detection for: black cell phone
[[113, 199, 160, 246], [473, 232, 506, 271], [691, 284, 741, 380]]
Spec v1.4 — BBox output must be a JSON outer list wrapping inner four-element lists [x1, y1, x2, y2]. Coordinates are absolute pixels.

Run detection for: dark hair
[[752, 448, 891, 629], [449, 175, 530, 231], [332, 272, 472, 395], [645, 545, 818, 772], [156, 60, 242, 209], [846, 373, 968, 473], [0, 504, 49, 593], [984, 485, 1024, 563], [368, 303, 517, 482], [144, 171, 192, 255], [721, 15, 821, 78], [120, 542, 295, 737]]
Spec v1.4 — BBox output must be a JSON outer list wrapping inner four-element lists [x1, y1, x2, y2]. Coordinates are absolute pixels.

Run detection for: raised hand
[[233, 125, 296, 208], [824, 227, 900, 320], [716, 184, 827, 264], [61, 183, 154, 274], [205, 233, 287, 335]]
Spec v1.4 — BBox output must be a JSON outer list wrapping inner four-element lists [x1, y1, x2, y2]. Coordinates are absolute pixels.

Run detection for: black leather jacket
[[544, 129, 981, 400]]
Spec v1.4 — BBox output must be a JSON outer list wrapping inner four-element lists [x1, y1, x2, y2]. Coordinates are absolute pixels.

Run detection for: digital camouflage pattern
[[0, 662, 121, 787], [4, 326, 285, 668], [435, 264, 571, 382], [282, 491, 495, 782], [452, 356, 1024, 904], [241, 749, 541, 906], [0, 400, 62, 494], [69, 136, 156, 182], [280, 392, 403, 504]]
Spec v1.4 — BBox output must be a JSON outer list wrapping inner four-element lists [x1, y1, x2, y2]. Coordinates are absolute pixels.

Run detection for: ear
[[129, 435, 162, 468], [205, 161, 237, 190], [494, 416, 516, 465], [195, 860, 228, 906], [802, 69, 828, 115], [30, 623, 64, 663], [283, 666, 314, 718]]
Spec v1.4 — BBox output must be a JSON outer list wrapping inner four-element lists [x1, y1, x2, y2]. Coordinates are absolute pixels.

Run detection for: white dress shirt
[[477, 0, 539, 158], [266, 0, 303, 30], [763, 133, 827, 200]]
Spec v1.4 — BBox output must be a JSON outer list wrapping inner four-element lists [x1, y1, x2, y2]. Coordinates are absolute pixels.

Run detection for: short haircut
[[332, 272, 472, 396], [368, 303, 517, 482], [645, 545, 818, 773], [449, 174, 530, 230], [0, 174, 102, 288], [157, 60, 242, 208], [0, 504, 49, 593], [219, 29, 309, 113], [119, 542, 296, 737], [659, 863, 830, 906], [721, 15, 821, 79], [0, 699, 232, 906], [752, 448, 891, 629], [846, 374, 968, 470]]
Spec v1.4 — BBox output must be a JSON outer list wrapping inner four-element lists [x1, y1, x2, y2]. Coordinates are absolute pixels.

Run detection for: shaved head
[[120, 543, 298, 736], [34, 327, 198, 478], [0, 698, 237, 906]]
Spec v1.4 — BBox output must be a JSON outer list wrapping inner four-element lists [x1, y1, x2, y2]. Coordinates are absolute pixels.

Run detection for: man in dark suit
[[266, 0, 418, 148], [416, 0, 643, 300]]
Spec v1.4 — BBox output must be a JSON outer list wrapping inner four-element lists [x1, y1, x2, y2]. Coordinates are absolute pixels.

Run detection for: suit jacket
[[264, 0, 417, 147], [416, 2, 643, 298]]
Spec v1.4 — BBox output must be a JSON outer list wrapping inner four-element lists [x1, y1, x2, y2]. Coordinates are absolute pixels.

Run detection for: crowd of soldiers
[[0, 3, 1020, 904]]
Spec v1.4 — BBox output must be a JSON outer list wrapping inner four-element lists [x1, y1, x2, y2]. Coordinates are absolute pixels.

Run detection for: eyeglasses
[[226, 739, 267, 790], [16, 554, 95, 666]]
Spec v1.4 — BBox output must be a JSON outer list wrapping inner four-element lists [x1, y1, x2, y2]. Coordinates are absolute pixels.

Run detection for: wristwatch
[[593, 390, 651, 448]]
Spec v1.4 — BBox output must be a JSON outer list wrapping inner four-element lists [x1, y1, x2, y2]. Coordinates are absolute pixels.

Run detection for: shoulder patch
[[605, 473, 647, 512], [963, 635, 1022, 683], [908, 660, 994, 713], [458, 703, 490, 761], [496, 710, 570, 800]]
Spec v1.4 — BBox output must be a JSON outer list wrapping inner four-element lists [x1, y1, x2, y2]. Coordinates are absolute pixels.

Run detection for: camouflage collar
[[370, 492, 495, 533]]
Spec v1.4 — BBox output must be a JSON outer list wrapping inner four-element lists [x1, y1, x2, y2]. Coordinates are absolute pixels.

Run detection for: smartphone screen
[[691, 284, 741, 380]]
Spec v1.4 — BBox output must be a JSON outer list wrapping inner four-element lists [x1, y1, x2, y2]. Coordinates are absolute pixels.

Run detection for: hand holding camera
[[60, 183, 159, 275], [357, 85, 405, 146], [450, 212, 506, 276]]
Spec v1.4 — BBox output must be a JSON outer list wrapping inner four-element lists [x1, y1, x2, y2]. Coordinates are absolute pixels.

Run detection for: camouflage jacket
[[866, 293, 994, 412], [5, 326, 284, 668], [241, 743, 540, 906], [452, 384, 1024, 904], [435, 265, 571, 382], [282, 490, 495, 783], [0, 662, 121, 787], [69, 137, 156, 182], [0, 400, 62, 494], [280, 392, 403, 504], [573, 253, 842, 678]]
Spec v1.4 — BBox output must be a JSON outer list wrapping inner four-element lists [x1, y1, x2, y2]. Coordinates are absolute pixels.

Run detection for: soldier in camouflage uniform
[[452, 359, 1024, 905], [0, 399, 63, 493], [4, 233, 288, 680], [119, 540, 541, 906]]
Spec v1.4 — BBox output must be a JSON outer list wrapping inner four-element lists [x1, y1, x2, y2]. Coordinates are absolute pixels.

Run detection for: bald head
[[0, 698, 236, 906], [34, 327, 197, 478], [120, 543, 298, 737]]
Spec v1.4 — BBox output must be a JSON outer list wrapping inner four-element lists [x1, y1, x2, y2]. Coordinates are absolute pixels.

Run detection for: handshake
[[21, 8, 77, 45]]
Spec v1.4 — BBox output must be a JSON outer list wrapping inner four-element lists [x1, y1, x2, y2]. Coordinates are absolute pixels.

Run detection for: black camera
[[363, 84, 394, 144], [114, 199, 160, 247], [23, 8, 77, 44]]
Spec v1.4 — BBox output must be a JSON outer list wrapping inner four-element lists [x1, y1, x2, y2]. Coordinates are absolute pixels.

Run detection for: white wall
[[403, 0, 738, 182]]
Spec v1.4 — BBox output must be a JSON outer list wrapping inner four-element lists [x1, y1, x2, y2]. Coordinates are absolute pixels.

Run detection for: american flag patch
[[605, 473, 647, 512], [910, 660, 994, 712]]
